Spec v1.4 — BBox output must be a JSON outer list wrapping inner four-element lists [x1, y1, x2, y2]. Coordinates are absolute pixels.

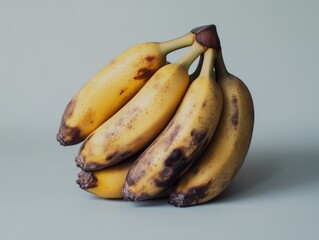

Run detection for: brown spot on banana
[[124, 168, 146, 187], [83, 108, 96, 127], [167, 124, 181, 146], [56, 125, 81, 146], [154, 148, 197, 189], [134, 68, 156, 80], [190, 129, 207, 145], [231, 95, 239, 128], [146, 56, 156, 62]]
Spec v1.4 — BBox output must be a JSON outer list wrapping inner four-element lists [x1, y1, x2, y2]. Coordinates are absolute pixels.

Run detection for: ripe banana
[[56, 32, 194, 146], [76, 158, 135, 199], [169, 51, 254, 207], [75, 40, 206, 171], [123, 48, 223, 201]]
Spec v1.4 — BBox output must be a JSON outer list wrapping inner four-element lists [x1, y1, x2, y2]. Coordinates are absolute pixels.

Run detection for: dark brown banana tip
[[122, 185, 151, 202], [168, 192, 189, 207], [191, 24, 221, 51], [56, 133, 67, 146], [122, 188, 138, 201], [76, 171, 98, 189], [75, 155, 85, 169]]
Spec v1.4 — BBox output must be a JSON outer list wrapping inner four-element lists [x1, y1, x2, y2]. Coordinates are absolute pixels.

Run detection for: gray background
[[1, 0, 318, 239]]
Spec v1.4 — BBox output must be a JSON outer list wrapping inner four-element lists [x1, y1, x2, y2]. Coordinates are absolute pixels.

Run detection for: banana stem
[[159, 33, 194, 54], [215, 51, 230, 79], [199, 49, 217, 78], [176, 41, 206, 70], [189, 53, 204, 81]]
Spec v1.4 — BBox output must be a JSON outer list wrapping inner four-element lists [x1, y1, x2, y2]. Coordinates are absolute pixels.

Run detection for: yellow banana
[[76, 157, 169, 199], [75, 40, 206, 171], [56, 32, 194, 146], [123, 48, 223, 201], [169, 51, 254, 207], [76, 158, 135, 199]]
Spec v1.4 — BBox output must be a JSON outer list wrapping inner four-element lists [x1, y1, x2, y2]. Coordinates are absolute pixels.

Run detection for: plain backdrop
[[0, 0, 318, 239]]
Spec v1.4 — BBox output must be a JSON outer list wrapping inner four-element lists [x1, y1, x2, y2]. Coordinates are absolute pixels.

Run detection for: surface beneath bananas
[[2, 135, 318, 240]]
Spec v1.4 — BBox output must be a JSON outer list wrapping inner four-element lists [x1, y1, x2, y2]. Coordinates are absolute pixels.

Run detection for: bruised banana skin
[[56, 33, 194, 146], [123, 49, 223, 201], [75, 41, 206, 171], [169, 51, 254, 207]]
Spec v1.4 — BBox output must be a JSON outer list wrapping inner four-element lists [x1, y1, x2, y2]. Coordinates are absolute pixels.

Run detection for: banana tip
[[76, 171, 98, 189], [56, 133, 67, 146], [122, 187, 151, 202], [75, 155, 85, 169], [122, 188, 138, 201], [168, 193, 189, 207]]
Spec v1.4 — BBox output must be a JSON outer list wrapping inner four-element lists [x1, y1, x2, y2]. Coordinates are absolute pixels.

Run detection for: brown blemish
[[154, 131, 211, 190], [231, 95, 239, 128], [83, 108, 95, 126], [76, 171, 98, 189], [146, 56, 155, 62], [57, 99, 83, 145], [134, 68, 155, 80], [201, 101, 207, 108], [168, 124, 181, 145], [126, 107, 142, 118], [115, 117, 125, 127], [125, 174, 137, 187], [168, 181, 212, 207], [119, 89, 125, 95], [154, 148, 190, 188], [190, 129, 207, 144], [57, 125, 81, 146]]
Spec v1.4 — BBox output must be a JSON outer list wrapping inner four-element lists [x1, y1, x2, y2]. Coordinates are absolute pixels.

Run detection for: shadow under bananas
[[213, 145, 319, 203]]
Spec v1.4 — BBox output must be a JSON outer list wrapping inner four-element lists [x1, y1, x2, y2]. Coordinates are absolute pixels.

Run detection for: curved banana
[[76, 158, 135, 199], [169, 51, 254, 207], [56, 32, 194, 146], [122, 48, 223, 201], [75, 41, 206, 171]]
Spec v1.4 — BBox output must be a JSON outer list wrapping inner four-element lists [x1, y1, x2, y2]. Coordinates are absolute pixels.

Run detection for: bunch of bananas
[[57, 24, 254, 207]]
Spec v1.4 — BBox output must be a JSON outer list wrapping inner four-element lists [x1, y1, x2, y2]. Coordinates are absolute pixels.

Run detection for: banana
[[56, 32, 194, 146], [76, 158, 135, 199], [169, 51, 254, 207], [75, 40, 206, 171], [76, 157, 169, 199], [122, 48, 223, 201]]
